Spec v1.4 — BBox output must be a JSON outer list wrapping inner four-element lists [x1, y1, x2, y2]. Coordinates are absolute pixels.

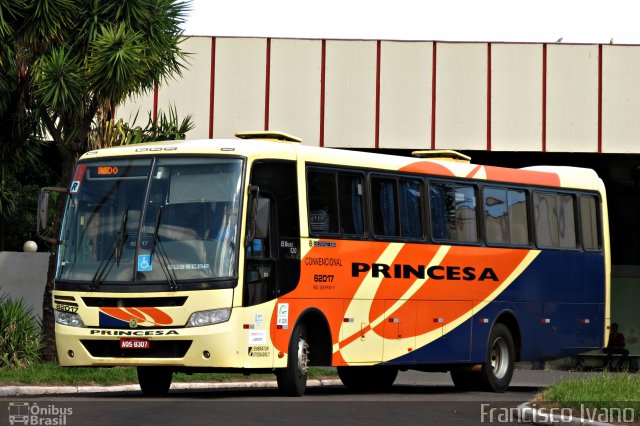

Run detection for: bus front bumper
[[55, 321, 242, 368]]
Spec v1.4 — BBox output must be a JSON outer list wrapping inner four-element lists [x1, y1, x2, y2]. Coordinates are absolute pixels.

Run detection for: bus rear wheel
[[480, 323, 515, 392], [337, 365, 398, 391], [276, 322, 310, 396], [137, 366, 173, 396], [451, 324, 514, 392]]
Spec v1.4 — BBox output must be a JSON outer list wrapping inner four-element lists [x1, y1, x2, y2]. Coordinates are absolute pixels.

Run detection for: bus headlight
[[187, 308, 231, 327], [54, 311, 85, 327]]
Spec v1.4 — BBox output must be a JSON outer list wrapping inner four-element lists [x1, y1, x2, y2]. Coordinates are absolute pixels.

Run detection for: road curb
[[0, 379, 343, 397], [517, 402, 612, 426]]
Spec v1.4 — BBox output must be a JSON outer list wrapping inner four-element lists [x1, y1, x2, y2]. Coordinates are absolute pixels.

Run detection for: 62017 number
[[313, 274, 334, 283], [55, 304, 78, 313]]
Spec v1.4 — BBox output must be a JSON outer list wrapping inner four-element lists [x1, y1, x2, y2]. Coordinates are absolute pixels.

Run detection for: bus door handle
[[389, 317, 401, 337]]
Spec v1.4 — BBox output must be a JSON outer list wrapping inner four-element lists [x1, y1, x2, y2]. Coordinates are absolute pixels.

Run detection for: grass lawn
[[0, 363, 336, 387], [536, 372, 640, 421]]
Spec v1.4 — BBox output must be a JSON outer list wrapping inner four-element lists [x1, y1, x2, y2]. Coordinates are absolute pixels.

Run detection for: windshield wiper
[[115, 205, 129, 266], [149, 207, 179, 291], [90, 205, 129, 291]]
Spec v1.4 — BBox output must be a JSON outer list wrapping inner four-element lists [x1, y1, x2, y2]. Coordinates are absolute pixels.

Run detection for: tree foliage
[[0, 0, 192, 360], [89, 104, 194, 149], [15, 0, 190, 167]]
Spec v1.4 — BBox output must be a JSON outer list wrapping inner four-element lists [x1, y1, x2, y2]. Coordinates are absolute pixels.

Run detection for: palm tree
[[0, 0, 191, 359], [0, 0, 47, 249]]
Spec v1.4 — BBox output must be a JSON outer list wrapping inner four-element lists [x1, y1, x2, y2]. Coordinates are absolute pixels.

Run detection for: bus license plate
[[120, 338, 150, 350]]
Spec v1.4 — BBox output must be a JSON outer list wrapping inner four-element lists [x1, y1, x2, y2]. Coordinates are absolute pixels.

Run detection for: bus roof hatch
[[235, 131, 302, 143], [411, 150, 471, 163]]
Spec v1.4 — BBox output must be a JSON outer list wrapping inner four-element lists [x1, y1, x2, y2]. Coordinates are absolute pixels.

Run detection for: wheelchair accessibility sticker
[[138, 254, 153, 272]]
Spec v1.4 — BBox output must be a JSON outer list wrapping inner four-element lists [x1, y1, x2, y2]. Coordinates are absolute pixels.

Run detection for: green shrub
[[0, 293, 43, 368]]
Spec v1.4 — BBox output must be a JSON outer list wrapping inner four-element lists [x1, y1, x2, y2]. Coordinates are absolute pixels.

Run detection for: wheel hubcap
[[297, 337, 310, 376], [491, 337, 509, 379]]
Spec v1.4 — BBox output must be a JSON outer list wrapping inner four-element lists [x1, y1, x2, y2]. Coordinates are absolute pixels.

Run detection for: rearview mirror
[[37, 187, 67, 244], [37, 192, 49, 236], [254, 197, 270, 240], [246, 185, 270, 244]]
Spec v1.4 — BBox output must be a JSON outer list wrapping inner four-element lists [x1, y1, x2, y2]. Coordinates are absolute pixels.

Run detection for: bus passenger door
[[242, 195, 276, 368], [242, 160, 301, 368]]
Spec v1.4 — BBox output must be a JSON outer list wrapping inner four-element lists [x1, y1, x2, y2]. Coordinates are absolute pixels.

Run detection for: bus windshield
[[57, 157, 243, 285]]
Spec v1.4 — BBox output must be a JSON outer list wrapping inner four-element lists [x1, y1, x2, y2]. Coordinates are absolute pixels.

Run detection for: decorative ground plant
[[0, 292, 43, 368]]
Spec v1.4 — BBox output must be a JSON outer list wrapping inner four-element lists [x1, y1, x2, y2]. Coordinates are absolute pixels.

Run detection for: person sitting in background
[[604, 322, 629, 370]]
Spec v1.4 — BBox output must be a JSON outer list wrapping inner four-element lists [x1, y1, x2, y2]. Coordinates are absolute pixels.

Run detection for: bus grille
[[80, 340, 192, 358]]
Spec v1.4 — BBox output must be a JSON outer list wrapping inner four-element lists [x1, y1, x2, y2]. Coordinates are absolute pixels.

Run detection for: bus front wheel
[[137, 366, 173, 396], [276, 322, 310, 396]]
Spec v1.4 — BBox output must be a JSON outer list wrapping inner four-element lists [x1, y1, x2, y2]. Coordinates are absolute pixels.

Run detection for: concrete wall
[[117, 37, 640, 153], [0, 252, 49, 320]]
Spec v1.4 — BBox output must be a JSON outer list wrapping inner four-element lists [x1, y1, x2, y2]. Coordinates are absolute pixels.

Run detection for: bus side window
[[533, 192, 557, 247], [398, 179, 423, 239], [372, 177, 399, 237], [533, 191, 576, 249], [337, 174, 365, 235], [580, 195, 600, 250], [508, 189, 529, 245], [308, 170, 338, 234], [430, 181, 478, 243], [429, 184, 447, 240], [307, 169, 365, 236], [484, 187, 509, 244], [557, 194, 577, 248], [484, 187, 529, 246]]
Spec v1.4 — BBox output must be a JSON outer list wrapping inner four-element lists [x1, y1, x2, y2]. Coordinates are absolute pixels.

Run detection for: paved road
[[0, 368, 604, 426], [2, 387, 533, 426]]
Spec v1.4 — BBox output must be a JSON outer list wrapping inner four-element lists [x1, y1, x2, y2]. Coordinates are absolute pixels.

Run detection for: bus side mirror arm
[[37, 186, 68, 245]]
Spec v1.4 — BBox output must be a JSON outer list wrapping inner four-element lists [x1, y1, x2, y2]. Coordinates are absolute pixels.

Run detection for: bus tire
[[337, 365, 398, 391], [276, 322, 310, 396], [137, 366, 172, 396], [480, 323, 515, 393]]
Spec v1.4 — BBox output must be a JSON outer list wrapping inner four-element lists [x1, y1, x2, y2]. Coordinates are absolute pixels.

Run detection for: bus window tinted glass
[[338, 174, 365, 235], [307, 171, 338, 233], [430, 182, 477, 243], [372, 178, 399, 237], [484, 187, 529, 246], [534, 192, 576, 249], [484, 188, 508, 244], [558, 194, 577, 248], [580, 196, 600, 250], [399, 179, 423, 238], [534, 192, 558, 247], [508, 190, 529, 245]]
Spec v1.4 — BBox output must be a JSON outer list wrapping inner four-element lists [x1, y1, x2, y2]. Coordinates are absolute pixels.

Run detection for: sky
[[182, 0, 640, 45]]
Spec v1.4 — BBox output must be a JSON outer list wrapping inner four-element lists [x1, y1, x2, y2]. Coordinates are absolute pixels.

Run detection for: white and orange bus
[[40, 131, 609, 396]]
